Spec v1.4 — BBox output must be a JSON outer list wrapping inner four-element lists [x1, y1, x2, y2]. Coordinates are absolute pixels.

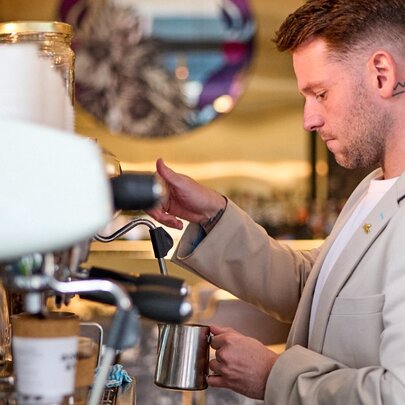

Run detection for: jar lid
[[0, 21, 73, 36]]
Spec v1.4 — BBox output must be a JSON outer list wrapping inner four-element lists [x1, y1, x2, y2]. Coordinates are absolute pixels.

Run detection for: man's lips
[[318, 133, 338, 151], [325, 139, 339, 152], [319, 132, 333, 142]]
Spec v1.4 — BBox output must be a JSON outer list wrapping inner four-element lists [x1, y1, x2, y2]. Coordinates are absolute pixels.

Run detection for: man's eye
[[316, 92, 327, 101]]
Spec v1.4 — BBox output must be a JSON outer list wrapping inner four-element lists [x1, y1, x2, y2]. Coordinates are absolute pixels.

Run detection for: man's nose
[[303, 105, 324, 132]]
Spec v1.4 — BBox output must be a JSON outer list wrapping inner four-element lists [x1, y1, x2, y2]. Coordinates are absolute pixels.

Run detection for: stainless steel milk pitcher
[[155, 323, 211, 391]]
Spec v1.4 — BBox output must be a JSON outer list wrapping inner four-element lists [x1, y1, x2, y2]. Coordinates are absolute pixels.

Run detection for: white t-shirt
[[309, 176, 399, 336]]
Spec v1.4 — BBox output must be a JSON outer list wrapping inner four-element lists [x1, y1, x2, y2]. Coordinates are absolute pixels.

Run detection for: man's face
[[292, 38, 390, 170]]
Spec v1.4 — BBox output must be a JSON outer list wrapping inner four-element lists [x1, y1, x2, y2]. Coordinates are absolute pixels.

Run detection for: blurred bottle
[[0, 21, 75, 105]]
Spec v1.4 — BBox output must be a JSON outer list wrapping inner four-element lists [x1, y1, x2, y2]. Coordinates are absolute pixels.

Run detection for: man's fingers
[[209, 358, 222, 375], [156, 158, 176, 182], [207, 374, 227, 388], [146, 208, 184, 230]]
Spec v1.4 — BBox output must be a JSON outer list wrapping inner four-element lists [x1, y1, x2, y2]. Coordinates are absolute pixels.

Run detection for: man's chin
[[334, 155, 376, 171], [333, 154, 355, 170]]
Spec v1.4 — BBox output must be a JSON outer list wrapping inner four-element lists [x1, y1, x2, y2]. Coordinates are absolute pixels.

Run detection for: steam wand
[[94, 218, 174, 276]]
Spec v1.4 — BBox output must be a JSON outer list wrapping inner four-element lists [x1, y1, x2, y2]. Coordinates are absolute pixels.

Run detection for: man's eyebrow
[[300, 81, 325, 95]]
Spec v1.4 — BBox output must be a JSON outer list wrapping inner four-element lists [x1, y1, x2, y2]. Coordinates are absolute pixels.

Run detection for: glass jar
[[0, 21, 75, 104]]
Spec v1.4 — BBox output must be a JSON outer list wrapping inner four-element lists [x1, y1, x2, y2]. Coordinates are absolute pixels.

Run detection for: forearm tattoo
[[393, 81, 405, 97]]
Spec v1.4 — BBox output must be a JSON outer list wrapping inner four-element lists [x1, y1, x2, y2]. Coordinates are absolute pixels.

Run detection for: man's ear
[[368, 50, 397, 98]]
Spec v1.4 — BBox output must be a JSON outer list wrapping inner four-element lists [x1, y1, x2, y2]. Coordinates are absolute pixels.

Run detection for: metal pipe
[[49, 278, 132, 311], [94, 218, 157, 243]]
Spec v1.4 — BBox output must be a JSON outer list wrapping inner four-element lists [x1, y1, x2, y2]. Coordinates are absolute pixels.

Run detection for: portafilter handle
[[82, 267, 188, 296]]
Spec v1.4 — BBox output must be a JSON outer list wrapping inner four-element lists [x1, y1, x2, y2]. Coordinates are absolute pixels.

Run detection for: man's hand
[[208, 325, 279, 400], [147, 158, 226, 229]]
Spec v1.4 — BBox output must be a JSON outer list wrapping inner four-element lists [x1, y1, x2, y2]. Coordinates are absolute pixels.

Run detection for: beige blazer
[[172, 168, 405, 404]]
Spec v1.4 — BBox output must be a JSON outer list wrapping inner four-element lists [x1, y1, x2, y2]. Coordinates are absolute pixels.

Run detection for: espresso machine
[[0, 118, 192, 404]]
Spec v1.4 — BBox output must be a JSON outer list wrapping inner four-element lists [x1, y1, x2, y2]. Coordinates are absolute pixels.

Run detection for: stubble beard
[[330, 85, 391, 170]]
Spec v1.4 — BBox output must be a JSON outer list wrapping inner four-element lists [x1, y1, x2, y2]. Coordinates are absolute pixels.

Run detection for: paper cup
[[11, 312, 79, 404]]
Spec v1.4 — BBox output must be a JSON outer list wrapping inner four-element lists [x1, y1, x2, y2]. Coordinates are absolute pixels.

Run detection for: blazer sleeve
[[171, 199, 321, 323]]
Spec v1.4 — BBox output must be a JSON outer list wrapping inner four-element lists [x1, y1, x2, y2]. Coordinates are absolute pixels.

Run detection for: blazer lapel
[[309, 174, 405, 351], [285, 236, 333, 347], [286, 175, 375, 348]]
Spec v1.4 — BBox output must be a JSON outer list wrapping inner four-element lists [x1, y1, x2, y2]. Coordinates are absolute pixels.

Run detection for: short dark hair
[[274, 0, 405, 57]]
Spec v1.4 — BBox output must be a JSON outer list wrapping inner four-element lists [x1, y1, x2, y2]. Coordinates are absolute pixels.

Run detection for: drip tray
[[100, 382, 136, 405], [102, 386, 118, 405]]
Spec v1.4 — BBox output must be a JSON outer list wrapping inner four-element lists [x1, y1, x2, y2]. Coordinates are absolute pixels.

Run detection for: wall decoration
[[59, 0, 256, 138]]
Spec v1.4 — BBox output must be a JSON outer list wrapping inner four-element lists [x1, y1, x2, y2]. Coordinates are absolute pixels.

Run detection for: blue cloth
[[95, 364, 133, 388]]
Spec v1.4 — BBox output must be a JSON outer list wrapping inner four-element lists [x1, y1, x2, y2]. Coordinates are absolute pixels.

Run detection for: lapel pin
[[363, 223, 372, 234]]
